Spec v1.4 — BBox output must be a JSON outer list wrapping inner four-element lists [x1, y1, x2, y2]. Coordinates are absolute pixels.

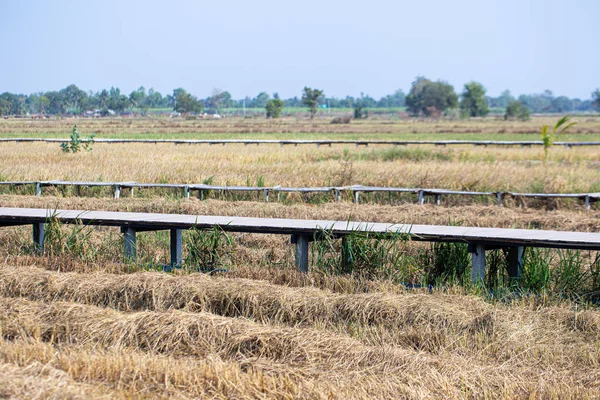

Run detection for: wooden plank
[[2, 138, 600, 147], [2, 207, 600, 250]]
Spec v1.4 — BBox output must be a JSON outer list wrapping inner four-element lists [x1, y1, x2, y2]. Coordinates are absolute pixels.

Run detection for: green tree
[[405, 77, 458, 117], [173, 88, 203, 114], [460, 81, 489, 117], [0, 98, 10, 116], [301, 87, 324, 119], [254, 92, 270, 108], [592, 89, 600, 112], [504, 101, 530, 121], [265, 98, 284, 118]]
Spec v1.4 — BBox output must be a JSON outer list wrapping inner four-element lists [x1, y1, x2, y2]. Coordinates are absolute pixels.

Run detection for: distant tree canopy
[[173, 88, 203, 114], [504, 100, 530, 121], [405, 77, 458, 117], [301, 87, 324, 119], [265, 98, 284, 118], [0, 82, 597, 117], [592, 89, 600, 112], [460, 81, 489, 117]]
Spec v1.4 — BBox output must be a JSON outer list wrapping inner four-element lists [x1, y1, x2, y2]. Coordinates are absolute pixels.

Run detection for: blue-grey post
[[508, 246, 525, 279], [170, 229, 183, 268], [293, 235, 310, 272], [471, 244, 486, 283], [33, 222, 45, 252], [122, 227, 136, 261]]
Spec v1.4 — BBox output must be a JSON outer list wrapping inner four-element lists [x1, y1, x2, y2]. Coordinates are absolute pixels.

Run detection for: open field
[[1, 116, 600, 398], [0, 141, 599, 198], [1, 115, 600, 140]]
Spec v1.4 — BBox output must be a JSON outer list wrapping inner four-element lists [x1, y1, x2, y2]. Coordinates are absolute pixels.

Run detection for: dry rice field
[[1, 117, 600, 398]]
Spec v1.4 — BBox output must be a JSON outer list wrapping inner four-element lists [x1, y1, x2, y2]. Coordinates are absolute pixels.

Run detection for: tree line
[[1, 81, 599, 117]]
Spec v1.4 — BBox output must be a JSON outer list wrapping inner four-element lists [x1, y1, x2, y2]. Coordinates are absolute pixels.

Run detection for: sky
[[0, 0, 598, 100]]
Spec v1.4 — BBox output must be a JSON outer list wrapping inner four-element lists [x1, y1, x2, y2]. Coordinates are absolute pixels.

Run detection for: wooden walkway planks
[[2, 207, 600, 282], [2, 180, 598, 209], [1, 137, 600, 148]]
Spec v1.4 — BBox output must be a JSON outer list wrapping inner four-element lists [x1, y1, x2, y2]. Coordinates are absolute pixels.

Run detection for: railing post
[[170, 229, 182, 268], [292, 234, 310, 272], [507, 246, 524, 280], [418, 190, 425, 205], [114, 186, 121, 199], [435, 194, 441, 205], [263, 189, 269, 202], [35, 182, 42, 197], [122, 227, 136, 262], [33, 222, 45, 252], [335, 189, 341, 202], [470, 243, 486, 283], [585, 195, 591, 210], [496, 192, 503, 207], [184, 186, 190, 198], [354, 191, 360, 204]]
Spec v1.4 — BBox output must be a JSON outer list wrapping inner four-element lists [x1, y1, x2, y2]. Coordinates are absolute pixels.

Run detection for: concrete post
[[33, 223, 45, 252], [122, 227, 136, 262], [507, 246, 524, 280], [170, 229, 182, 268], [293, 235, 309, 272], [471, 243, 486, 283], [418, 190, 425, 205]]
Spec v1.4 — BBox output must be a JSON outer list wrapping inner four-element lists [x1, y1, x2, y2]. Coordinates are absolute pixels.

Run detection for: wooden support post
[[507, 246, 524, 280], [435, 194, 441, 205], [292, 234, 310, 272], [496, 192, 503, 207], [122, 227, 136, 262], [35, 182, 42, 197], [170, 229, 182, 268], [33, 222, 45, 252], [585, 196, 591, 210], [114, 186, 121, 199], [341, 236, 354, 273], [470, 243, 486, 283], [418, 190, 425, 205]]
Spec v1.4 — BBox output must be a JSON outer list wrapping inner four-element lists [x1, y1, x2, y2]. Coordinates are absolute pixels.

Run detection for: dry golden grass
[[1, 264, 599, 399], [1, 115, 600, 137], [0, 141, 599, 196], [2, 116, 600, 398]]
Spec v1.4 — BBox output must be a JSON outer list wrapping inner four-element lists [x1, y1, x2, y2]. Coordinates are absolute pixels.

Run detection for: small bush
[[60, 124, 95, 153], [330, 116, 352, 124]]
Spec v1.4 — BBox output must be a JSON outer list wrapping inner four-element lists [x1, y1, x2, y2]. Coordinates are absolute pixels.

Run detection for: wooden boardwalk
[[1, 137, 600, 148], [2, 180, 598, 209], [2, 207, 600, 282]]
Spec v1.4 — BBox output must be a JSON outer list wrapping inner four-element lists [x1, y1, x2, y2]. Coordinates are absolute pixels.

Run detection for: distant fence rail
[[1, 138, 600, 148], [1, 180, 598, 209]]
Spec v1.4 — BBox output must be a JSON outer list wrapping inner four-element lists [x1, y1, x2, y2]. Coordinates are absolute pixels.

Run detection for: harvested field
[[1, 141, 599, 198], [1, 115, 600, 139], [1, 116, 600, 398], [0, 262, 599, 399]]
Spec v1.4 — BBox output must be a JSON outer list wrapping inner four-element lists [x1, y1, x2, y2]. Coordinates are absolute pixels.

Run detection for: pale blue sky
[[0, 0, 598, 99]]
